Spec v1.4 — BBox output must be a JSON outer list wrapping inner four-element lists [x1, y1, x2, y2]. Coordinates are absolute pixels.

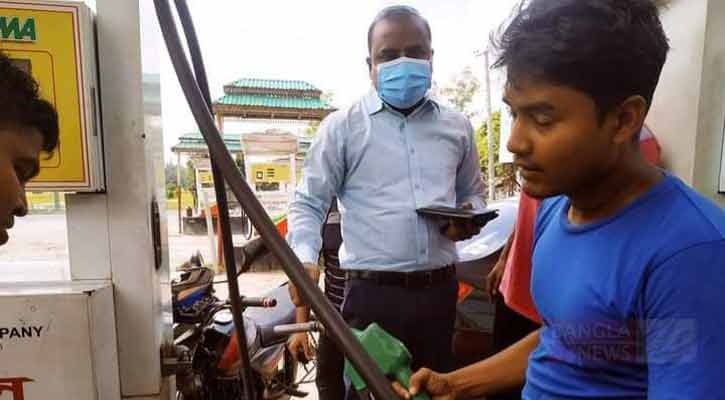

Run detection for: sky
[[157, 0, 520, 161]]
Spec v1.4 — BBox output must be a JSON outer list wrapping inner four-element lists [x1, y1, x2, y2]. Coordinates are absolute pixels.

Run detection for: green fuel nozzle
[[344, 323, 431, 400]]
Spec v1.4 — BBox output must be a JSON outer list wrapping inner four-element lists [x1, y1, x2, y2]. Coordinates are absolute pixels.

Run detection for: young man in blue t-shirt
[[394, 1, 725, 399]]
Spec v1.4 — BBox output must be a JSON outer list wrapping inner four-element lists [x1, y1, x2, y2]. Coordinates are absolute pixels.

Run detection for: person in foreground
[[483, 127, 661, 400], [394, 0, 725, 399], [0, 51, 59, 248]]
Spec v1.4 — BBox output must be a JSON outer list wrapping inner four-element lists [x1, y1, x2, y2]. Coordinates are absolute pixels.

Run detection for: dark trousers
[[490, 294, 540, 400], [315, 257, 347, 400], [342, 277, 458, 399], [315, 331, 346, 400], [342, 277, 459, 373]]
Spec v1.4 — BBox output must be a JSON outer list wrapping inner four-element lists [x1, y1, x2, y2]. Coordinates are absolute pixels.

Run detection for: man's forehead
[[504, 78, 581, 106], [1, 126, 44, 158], [370, 15, 430, 50]]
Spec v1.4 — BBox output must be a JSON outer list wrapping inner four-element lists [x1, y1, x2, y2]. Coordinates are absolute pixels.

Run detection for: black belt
[[345, 264, 456, 289]]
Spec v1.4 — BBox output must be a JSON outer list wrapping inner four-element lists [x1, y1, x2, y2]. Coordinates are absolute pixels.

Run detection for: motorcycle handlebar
[[273, 321, 324, 335], [239, 296, 277, 308], [259, 322, 324, 348], [237, 236, 268, 273]]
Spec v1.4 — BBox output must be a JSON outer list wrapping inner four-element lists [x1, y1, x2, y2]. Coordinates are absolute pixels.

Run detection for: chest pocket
[[419, 130, 463, 197], [344, 117, 408, 195]]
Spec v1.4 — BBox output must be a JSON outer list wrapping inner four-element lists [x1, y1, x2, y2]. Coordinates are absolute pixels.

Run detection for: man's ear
[[612, 95, 648, 145], [368, 57, 376, 87]]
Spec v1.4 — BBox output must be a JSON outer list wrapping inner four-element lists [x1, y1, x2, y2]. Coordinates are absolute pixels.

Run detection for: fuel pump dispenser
[[0, 1, 172, 399]]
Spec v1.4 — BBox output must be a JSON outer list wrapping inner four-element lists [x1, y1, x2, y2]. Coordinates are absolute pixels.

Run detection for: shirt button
[[410, 148, 415, 154], [414, 184, 420, 189]]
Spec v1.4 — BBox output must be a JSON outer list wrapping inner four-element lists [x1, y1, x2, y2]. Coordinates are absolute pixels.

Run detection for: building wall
[[647, 0, 725, 206], [692, 0, 725, 205], [647, 0, 707, 182]]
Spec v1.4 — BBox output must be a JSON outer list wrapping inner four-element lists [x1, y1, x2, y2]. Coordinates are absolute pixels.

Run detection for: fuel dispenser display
[[0, 0, 104, 192]]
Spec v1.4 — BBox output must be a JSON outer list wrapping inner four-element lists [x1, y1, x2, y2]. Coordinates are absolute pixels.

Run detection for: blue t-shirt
[[524, 173, 725, 399]]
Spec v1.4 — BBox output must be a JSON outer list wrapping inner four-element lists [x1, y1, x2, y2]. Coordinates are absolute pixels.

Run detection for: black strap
[[320, 199, 344, 308]]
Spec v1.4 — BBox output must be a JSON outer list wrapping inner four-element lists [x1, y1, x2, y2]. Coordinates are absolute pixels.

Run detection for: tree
[[321, 90, 335, 106], [476, 111, 518, 197], [440, 66, 481, 119], [476, 111, 501, 178], [441, 67, 518, 197], [185, 159, 196, 191], [235, 153, 245, 173], [303, 120, 320, 138], [165, 162, 177, 188], [165, 161, 193, 198], [304, 91, 335, 139]]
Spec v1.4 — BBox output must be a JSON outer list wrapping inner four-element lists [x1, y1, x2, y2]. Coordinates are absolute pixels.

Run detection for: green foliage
[[440, 66, 480, 118], [165, 160, 194, 194], [321, 91, 335, 106], [166, 182, 177, 199], [475, 111, 507, 178], [236, 153, 245, 173], [303, 91, 335, 139], [439, 66, 519, 197], [304, 120, 320, 138], [185, 159, 196, 190]]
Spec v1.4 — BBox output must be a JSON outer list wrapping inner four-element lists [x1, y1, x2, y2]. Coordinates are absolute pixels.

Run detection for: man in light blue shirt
[[286, 5, 486, 382], [288, 82, 486, 273]]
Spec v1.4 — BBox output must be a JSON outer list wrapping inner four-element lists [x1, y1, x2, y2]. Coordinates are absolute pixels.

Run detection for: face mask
[[376, 57, 432, 109]]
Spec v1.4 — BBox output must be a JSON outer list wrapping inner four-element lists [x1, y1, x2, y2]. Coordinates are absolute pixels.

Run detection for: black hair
[[368, 5, 432, 54], [0, 51, 59, 154], [492, 0, 670, 120]]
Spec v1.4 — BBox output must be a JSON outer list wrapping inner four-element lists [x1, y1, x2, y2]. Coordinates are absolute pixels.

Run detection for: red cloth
[[499, 191, 542, 323], [498, 127, 662, 322], [639, 124, 662, 166]]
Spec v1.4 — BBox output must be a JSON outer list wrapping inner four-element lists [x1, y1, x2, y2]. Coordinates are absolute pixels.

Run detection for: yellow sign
[[1, 2, 100, 191], [252, 164, 291, 183], [197, 169, 213, 187]]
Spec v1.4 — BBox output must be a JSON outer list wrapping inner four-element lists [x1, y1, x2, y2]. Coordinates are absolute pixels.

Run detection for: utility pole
[[482, 49, 495, 201]]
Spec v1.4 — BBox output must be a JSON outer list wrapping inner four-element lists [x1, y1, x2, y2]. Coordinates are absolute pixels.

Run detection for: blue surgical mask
[[376, 57, 432, 109]]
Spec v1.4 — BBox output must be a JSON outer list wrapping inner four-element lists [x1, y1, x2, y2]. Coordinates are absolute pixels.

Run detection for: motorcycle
[[171, 239, 321, 400], [453, 197, 518, 365], [167, 197, 517, 399]]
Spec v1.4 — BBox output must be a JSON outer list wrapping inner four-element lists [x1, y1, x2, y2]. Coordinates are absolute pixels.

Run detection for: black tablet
[[416, 206, 499, 227]]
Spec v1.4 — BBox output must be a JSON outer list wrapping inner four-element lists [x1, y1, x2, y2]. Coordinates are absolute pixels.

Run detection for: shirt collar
[[363, 87, 440, 117]]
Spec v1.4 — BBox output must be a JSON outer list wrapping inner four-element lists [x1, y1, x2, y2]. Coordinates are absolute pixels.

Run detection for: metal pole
[[53, 192, 61, 210], [201, 190, 218, 266], [176, 1, 279, 397], [177, 152, 182, 234], [153, 1, 398, 397], [484, 49, 496, 202], [216, 113, 224, 132], [289, 152, 296, 206]]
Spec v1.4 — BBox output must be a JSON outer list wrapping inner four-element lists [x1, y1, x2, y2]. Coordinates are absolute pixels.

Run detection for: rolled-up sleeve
[[287, 114, 345, 265], [456, 118, 487, 209]]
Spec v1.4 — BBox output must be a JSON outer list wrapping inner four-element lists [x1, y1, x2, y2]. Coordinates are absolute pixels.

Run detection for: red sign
[[0, 378, 33, 400]]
